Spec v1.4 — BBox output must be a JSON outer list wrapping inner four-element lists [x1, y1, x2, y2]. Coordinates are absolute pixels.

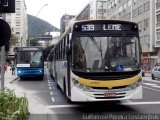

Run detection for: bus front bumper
[[70, 85, 142, 102], [17, 70, 44, 77]]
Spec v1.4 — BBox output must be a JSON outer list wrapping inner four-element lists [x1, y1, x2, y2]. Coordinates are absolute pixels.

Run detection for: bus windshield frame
[[71, 33, 141, 73], [15, 47, 44, 68]]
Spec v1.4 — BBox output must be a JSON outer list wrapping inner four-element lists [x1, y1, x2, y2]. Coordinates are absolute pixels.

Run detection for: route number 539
[[82, 25, 94, 31]]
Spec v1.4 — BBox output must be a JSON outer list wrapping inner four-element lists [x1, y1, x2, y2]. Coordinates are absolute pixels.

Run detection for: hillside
[[28, 14, 59, 39]]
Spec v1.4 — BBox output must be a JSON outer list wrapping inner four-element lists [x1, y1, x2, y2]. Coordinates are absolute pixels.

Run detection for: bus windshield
[[17, 51, 43, 67], [72, 35, 140, 72]]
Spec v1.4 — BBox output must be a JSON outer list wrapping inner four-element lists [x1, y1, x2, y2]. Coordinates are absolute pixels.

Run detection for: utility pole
[[0, 0, 14, 90], [0, 1, 5, 90], [0, 46, 5, 90]]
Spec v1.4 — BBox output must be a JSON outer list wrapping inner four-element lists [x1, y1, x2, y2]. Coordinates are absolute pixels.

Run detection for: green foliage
[[28, 14, 59, 39], [30, 39, 41, 46], [9, 34, 19, 48], [43, 45, 54, 61], [0, 88, 29, 120]]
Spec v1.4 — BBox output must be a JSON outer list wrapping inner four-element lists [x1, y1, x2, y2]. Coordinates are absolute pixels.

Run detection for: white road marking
[[121, 101, 160, 105], [46, 105, 80, 109], [143, 83, 157, 86], [50, 91, 53, 95], [143, 79, 160, 84], [143, 86, 160, 92], [143, 82, 160, 89], [46, 101, 160, 109], [48, 84, 51, 87], [49, 87, 52, 90], [152, 86, 160, 88], [51, 97, 55, 102]]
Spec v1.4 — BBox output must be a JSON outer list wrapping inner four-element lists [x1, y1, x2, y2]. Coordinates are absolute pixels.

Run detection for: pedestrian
[[10, 63, 15, 75], [3, 63, 8, 73]]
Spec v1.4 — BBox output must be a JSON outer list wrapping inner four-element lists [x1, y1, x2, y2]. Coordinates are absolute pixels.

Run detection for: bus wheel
[[56, 84, 60, 89], [20, 77, 25, 80], [151, 74, 155, 80], [38, 76, 43, 80]]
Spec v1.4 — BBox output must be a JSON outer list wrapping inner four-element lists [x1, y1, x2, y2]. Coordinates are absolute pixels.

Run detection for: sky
[[25, 0, 90, 29]]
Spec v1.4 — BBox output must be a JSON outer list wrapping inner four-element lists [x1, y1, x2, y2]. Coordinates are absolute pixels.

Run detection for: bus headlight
[[18, 71, 21, 74], [39, 70, 43, 73], [72, 78, 92, 91]]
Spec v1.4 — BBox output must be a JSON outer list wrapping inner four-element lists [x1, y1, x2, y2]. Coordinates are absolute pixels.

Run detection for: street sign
[[0, 0, 15, 13], [0, 19, 11, 47]]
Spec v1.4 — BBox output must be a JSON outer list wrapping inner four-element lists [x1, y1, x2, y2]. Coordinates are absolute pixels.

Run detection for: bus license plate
[[104, 93, 116, 97]]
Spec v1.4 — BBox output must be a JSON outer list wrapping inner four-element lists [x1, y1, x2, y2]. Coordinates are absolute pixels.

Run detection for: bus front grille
[[95, 96, 125, 99], [91, 85, 128, 90]]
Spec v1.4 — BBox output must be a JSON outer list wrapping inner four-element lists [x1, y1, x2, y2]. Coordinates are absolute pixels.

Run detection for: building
[[4, 0, 28, 58], [74, 0, 160, 70], [0, 0, 28, 59], [6, 0, 28, 47], [60, 14, 75, 36], [76, 0, 107, 20], [106, 0, 156, 70], [155, 0, 160, 63], [14, 0, 28, 47]]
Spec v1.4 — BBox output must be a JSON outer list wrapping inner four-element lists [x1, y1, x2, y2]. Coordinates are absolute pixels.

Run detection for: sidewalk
[[0, 66, 18, 87]]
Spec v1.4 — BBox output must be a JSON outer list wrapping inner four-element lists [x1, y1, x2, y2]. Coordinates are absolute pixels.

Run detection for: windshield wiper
[[88, 34, 102, 53], [88, 34, 103, 65]]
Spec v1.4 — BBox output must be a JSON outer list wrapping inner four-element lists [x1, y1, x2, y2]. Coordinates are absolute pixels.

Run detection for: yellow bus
[[49, 20, 142, 102]]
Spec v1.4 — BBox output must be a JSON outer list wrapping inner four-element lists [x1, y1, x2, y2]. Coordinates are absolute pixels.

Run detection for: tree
[[43, 45, 54, 61], [30, 39, 41, 46], [9, 34, 19, 48], [5, 34, 19, 51]]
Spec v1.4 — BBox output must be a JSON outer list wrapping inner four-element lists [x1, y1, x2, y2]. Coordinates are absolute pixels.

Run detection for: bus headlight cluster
[[72, 78, 92, 91], [18, 71, 21, 74], [127, 78, 142, 90]]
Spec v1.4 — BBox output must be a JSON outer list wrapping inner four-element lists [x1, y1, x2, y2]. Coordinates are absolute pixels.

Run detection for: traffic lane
[[32, 112, 160, 120], [143, 79, 160, 89], [130, 86, 160, 102], [47, 78, 160, 115], [47, 77, 71, 105], [47, 106, 138, 120], [45, 103, 160, 120], [48, 77, 160, 104], [127, 77, 160, 102], [9, 75, 54, 114]]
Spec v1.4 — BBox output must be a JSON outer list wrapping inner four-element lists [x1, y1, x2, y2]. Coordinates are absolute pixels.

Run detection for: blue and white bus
[[14, 47, 44, 80]]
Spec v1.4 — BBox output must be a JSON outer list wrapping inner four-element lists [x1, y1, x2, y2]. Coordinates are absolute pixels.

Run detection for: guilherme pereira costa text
[[82, 114, 160, 120]]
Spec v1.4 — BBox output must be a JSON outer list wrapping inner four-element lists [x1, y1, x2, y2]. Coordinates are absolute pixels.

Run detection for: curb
[[9, 77, 19, 84]]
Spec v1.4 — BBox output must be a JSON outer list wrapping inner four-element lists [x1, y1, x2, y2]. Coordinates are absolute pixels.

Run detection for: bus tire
[[54, 72, 57, 82], [38, 76, 43, 80], [151, 74, 155, 80], [63, 79, 72, 103], [56, 84, 60, 89], [20, 77, 25, 80]]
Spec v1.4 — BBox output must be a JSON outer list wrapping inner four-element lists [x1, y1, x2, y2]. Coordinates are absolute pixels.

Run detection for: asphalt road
[[8, 71, 160, 120]]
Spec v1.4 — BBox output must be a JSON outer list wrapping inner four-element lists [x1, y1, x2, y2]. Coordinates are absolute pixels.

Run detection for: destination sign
[[74, 23, 138, 32]]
